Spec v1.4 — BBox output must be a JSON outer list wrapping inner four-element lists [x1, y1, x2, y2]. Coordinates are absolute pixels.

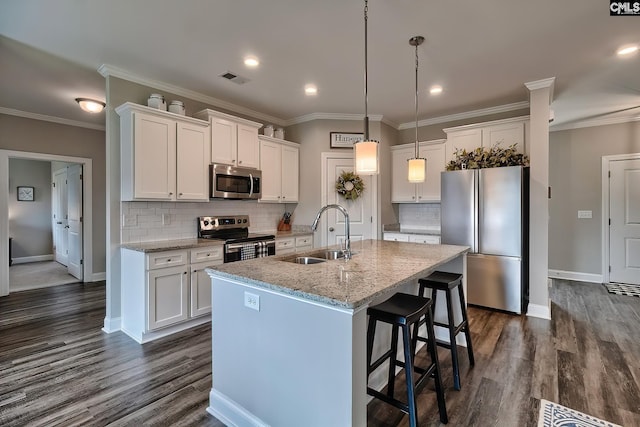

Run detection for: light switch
[[577, 210, 592, 219]]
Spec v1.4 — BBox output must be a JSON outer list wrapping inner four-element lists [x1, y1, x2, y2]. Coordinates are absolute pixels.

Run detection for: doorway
[[0, 150, 93, 297], [320, 152, 377, 248], [602, 153, 640, 285]]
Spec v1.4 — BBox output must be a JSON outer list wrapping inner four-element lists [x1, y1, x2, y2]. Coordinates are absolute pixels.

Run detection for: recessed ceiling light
[[429, 85, 443, 95], [304, 84, 318, 96], [617, 44, 639, 57], [75, 98, 105, 113], [244, 56, 259, 67]]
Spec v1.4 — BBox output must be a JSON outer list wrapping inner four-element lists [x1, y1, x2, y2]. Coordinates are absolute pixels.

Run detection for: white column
[[525, 78, 555, 320]]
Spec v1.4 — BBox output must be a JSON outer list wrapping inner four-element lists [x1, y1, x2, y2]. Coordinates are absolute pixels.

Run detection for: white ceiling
[[1, 0, 639, 130]]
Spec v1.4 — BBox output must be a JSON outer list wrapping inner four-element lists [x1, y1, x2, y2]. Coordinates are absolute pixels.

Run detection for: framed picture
[[17, 186, 35, 201], [330, 132, 364, 149]]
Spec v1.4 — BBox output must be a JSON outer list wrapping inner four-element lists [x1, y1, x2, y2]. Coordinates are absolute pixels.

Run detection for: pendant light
[[407, 36, 426, 183], [353, 0, 379, 175]]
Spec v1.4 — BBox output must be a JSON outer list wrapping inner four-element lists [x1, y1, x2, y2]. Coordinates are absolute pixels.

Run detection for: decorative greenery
[[446, 143, 529, 170], [335, 171, 365, 200]]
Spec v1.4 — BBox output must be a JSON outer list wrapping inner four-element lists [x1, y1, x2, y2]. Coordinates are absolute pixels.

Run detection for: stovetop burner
[[198, 215, 275, 243]]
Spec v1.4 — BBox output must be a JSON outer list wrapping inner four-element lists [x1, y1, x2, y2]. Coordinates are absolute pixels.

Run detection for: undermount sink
[[290, 256, 327, 265], [306, 249, 345, 260]]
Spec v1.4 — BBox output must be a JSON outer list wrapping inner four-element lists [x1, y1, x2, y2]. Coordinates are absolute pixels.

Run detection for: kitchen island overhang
[[206, 240, 469, 427]]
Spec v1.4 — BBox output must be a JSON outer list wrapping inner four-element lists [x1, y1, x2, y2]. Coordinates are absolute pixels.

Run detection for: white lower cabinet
[[276, 237, 295, 255], [121, 246, 223, 343], [148, 265, 189, 330], [383, 233, 410, 242], [383, 232, 440, 244], [276, 234, 313, 255]]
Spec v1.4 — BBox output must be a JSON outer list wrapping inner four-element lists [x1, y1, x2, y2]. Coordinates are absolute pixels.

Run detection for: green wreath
[[335, 171, 365, 200]]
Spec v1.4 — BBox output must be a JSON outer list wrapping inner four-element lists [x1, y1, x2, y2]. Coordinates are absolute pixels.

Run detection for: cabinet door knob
[[169, 192, 173, 196], [167, 259, 171, 262], [238, 160, 242, 164], [329, 227, 335, 232], [412, 196, 415, 199], [179, 192, 183, 196], [184, 271, 187, 275]]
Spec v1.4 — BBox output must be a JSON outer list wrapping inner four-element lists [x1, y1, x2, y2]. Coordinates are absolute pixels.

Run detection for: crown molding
[[283, 112, 386, 126], [98, 64, 287, 127], [0, 107, 105, 131], [550, 114, 640, 132], [397, 101, 530, 130]]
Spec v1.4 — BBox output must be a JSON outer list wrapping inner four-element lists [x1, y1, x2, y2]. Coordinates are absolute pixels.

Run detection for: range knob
[[203, 220, 209, 226], [243, 219, 248, 223]]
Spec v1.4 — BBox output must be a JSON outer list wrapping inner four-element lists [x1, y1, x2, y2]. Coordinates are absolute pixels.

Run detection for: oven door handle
[[226, 240, 275, 250], [249, 173, 254, 198]]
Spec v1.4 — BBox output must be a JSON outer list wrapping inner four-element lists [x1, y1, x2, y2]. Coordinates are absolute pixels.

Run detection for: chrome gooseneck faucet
[[311, 204, 351, 260]]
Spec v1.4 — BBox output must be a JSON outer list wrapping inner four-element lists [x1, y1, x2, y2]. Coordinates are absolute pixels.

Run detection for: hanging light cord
[[363, 0, 370, 141], [414, 40, 419, 158]]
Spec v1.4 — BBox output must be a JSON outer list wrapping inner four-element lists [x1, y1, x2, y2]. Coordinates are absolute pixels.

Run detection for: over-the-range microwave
[[210, 163, 262, 200]]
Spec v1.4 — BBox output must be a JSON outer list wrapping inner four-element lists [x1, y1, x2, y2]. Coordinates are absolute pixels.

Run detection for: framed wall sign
[[17, 186, 35, 201], [330, 132, 364, 149]]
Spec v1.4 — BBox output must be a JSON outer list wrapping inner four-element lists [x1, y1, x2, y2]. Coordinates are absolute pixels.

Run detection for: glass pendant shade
[[354, 139, 379, 175], [407, 157, 426, 183]]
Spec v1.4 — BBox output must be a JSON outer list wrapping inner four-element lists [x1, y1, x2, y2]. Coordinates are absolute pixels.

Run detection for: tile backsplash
[[398, 203, 441, 230], [121, 201, 287, 243]]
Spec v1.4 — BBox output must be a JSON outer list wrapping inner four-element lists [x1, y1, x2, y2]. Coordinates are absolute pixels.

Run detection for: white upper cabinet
[[259, 135, 299, 203], [194, 109, 262, 169], [391, 140, 446, 203], [117, 102, 210, 202], [444, 116, 529, 162]]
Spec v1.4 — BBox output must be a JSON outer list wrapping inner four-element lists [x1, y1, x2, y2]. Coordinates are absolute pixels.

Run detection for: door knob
[[329, 227, 335, 232]]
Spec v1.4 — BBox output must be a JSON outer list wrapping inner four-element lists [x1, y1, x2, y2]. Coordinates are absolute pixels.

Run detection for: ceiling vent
[[220, 71, 250, 85]]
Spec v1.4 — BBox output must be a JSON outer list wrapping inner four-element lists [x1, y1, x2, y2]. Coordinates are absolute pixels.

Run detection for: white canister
[[168, 100, 185, 115], [147, 94, 167, 110], [263, 125, 274, 137], [274, 127, 285, 139]]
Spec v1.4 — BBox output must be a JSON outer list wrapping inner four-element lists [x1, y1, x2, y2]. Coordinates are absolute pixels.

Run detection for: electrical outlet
[[123, 214, 137, 227], [244, 292, 260, 311], [162, 213, 171, 225], [577, 210, 592, 219]]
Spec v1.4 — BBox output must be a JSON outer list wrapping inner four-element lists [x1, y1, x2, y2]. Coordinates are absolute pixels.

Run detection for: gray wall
[[549, 121, 640, 274], [8, 158, 52, 258], [285, 118, 394, 232], [0, 114, 106, 273]]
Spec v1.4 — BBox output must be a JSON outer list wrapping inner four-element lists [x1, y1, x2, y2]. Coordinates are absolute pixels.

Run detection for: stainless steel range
[[197, 215, 275, 263]]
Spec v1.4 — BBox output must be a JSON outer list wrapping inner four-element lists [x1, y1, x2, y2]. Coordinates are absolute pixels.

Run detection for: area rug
[[538, 399, 621, 427], [604, 282, 640, 297]]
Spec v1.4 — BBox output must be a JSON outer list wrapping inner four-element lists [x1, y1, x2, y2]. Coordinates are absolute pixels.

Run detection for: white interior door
[[323, 155, 375, 249], [67, 164, 83, 280], [610, 158, 640, 284], [52, 167, 68, 266]]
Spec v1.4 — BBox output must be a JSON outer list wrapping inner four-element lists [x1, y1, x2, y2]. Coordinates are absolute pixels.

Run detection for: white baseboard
[[12, 254, 54, 264], [548, 269, 603, 283], [102, 316, 121, 333], [527, 302, 551, 320], [89, 272, 106, 282], [208, 389, 269, 427], [121, 315, 210, 344]]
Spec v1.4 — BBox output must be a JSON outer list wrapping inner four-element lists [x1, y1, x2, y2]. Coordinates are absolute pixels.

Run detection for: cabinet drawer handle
[[167, 258, 171, 262]]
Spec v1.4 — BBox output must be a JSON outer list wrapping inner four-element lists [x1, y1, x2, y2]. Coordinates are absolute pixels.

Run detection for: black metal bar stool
[[412, 271, 475, 391], [366, 292, 448, 426]]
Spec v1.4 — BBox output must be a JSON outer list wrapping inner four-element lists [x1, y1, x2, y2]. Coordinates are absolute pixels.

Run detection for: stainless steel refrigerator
[[441, 166, 529, 314]]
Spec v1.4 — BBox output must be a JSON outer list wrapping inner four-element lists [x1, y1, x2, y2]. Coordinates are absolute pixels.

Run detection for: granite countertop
[[206, 239, 468, 309], [121, 238, 225, 253], [121, 229, 314, 253], [383, 224, 441, 236]]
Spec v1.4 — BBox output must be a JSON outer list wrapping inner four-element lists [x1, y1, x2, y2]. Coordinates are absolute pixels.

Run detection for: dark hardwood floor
[[1, 280, 639, 426]]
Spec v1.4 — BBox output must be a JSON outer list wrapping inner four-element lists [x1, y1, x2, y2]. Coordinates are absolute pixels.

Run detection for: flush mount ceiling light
[[430, 85, 443, 95], [75, 98, 105, 113], [353, 0, 379, 176], [617, 44, 639, 57], [244, 56, 260, 67], [407, 36, 426, 183], [304, 84, 318, 96]]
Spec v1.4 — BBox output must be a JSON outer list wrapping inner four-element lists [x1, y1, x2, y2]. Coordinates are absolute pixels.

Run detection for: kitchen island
[[206, 239, 468, 427]]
